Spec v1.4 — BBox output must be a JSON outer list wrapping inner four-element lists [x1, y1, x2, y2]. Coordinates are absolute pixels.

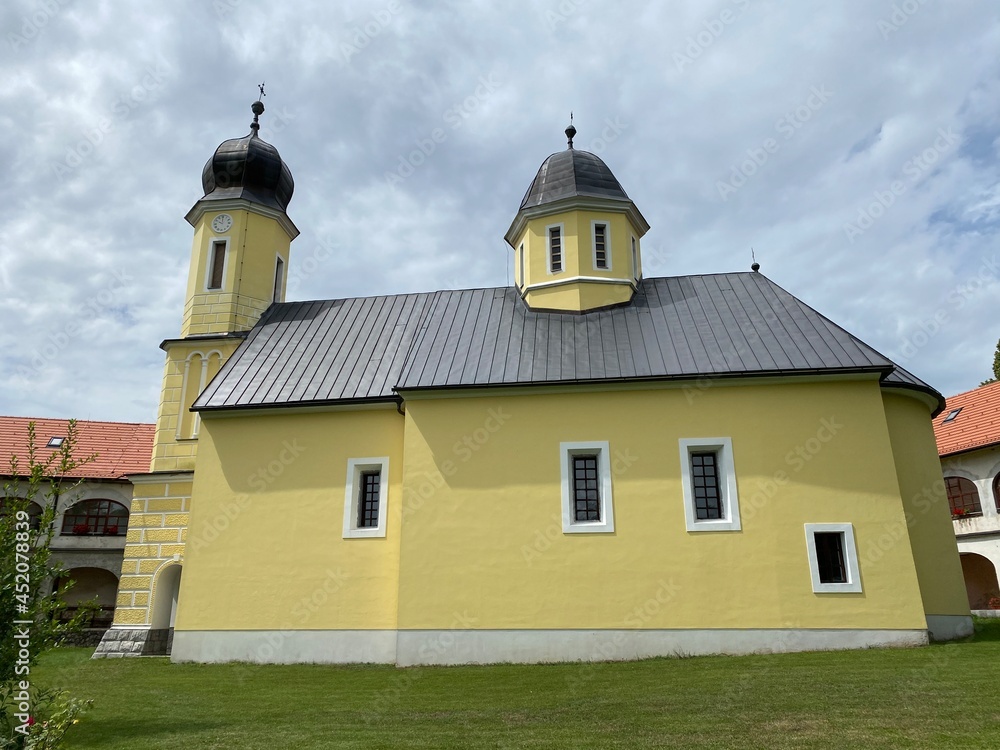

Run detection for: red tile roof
[[0, 417, 154, 480], [933, 381, 1000, 457]]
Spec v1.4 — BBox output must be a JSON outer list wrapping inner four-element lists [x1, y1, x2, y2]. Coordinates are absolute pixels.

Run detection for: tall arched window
[[61, 499, 129, 536], [994, 474, 1000, 514], [945, 477, 982, 519]]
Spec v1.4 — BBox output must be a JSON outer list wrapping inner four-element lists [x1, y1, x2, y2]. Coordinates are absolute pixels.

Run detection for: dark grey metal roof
[[519, 149, 630, 210], [201, 132, 294, 212], [193, 273, 944, 413]]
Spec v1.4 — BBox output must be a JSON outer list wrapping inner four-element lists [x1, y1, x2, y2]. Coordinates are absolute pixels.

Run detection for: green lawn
[[34, 620, 1000, 749]]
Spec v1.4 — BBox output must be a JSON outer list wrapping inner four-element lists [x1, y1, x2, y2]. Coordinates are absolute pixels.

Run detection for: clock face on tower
[[211, 214, 233, 233]]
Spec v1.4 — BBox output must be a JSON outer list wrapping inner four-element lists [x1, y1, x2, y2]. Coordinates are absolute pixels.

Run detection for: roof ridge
[[943, 379, 1000, 401], [0, 416, 154, 427]]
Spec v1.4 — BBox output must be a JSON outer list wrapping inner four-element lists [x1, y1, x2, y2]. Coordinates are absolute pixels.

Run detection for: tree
[[1, 421, 96, 746], [980, 338, 1000, 387]]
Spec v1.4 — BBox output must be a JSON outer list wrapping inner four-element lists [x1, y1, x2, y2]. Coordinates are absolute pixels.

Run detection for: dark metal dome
[[200, 105, 294, 212], [519, 148, 630, 211]]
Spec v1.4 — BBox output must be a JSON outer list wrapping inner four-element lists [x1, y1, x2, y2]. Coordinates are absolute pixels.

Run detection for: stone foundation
[[92, 627, 173, 658]]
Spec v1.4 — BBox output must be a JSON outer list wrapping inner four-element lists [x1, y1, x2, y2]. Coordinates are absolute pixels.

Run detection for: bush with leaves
[[1, 421, 97, 746]]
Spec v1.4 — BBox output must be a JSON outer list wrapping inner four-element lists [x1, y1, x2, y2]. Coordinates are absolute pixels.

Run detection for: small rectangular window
[[343, 457, 390, 538], [273, 256, 285, 303], [804, 523, 862, 593], [572, 455, 601, 522], [631, 237, 639, 280], [518, 243, 525, 287], [357, 471, 380, 528], [560, 441, 615, 533], [594, 223, 608, 269], [942, 408, 962, 423], [690, 451, 724, 520], [679, 437, 741, 532], [549, 227, 562, 273], [208, 241, 226, 290], [46, 437, 64, 448]]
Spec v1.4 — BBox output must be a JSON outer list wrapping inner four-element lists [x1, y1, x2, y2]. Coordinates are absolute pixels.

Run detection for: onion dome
[[518, 122, 630, 210], [200, 99, 294, 212]]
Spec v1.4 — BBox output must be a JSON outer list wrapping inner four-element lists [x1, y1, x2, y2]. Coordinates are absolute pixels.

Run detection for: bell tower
[[155, 95, 299, 468], [95, 94, 299, 655], [505, 120, 649, 313]]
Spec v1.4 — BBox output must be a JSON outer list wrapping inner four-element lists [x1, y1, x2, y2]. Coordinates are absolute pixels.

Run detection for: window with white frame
[[518, 243, 525, 287], [593, 221, 610, 270], [804, 523, 862, 593], [631, 236, 639, 280], [548, 225, 563, 273], [560, 441, 615, 533], [678, 438, 741, 532], [343, 457, 389, 538]]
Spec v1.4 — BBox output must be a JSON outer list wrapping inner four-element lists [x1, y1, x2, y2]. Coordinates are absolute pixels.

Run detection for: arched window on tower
[[945, 476, 982, 520], [60, 499, 129, 536]]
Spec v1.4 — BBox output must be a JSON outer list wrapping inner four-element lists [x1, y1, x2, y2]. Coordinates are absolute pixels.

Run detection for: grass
[[33, 619, 1000, 749]]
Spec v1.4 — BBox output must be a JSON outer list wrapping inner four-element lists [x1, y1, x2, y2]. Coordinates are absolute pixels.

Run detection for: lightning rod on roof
[[751, 248, 760, 273]]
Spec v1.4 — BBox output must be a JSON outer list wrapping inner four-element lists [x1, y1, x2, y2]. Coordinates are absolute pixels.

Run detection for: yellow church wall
[[396, 378, 928, 632], [524, 279, 634, 312], [881, 391, 970, 616], [173, 408, 404, 632]]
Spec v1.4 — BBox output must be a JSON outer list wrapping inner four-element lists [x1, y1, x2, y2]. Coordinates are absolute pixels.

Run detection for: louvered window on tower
[[690, 451, 724, 520], [572, 454, 601, 522], [594, 224, 608, 269], [549, 227, 562, 272], [208, 241, 226, 289]]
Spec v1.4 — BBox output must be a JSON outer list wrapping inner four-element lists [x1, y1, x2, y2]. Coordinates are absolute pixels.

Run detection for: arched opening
[[151, 564, 183, 630], [959, 553, 1000, 610], [0, 498, 43, 530], [54, 567, 119, 628], [945, 476, 982, 519], [993, 474, 1000, 514], [60, 498, 129, 536]]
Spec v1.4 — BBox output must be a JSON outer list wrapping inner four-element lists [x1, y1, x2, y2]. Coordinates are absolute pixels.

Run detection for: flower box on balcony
[[71, 523, 90, 535]]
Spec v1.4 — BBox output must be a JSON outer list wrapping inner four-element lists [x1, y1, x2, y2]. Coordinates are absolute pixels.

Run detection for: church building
[[95, 101, 972, 664]]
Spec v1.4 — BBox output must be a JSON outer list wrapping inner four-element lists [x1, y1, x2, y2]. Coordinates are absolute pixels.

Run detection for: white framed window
[[631, 236, 639, 280], [804, 523, 862, 593], [206, 238, 229, 290], [678, 438, 741, 532], [547, 224, 564, 274], [273, 255, 285, 303], [592, 220, 610, 270], [518, 243, 525, 287], [343, 457, 389, 539], [560, 441, 615, 534]]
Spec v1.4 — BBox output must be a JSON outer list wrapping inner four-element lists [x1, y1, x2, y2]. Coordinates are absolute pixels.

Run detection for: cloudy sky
[[1, 0, 998, 424]]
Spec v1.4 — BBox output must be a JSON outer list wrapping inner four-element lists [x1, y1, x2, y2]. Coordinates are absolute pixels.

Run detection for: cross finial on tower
[[565, 112, 576, 149], [250, 82, 266, 136]]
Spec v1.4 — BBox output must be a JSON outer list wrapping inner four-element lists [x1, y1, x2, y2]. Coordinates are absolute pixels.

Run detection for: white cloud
[[1, 0, 999, 422]]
